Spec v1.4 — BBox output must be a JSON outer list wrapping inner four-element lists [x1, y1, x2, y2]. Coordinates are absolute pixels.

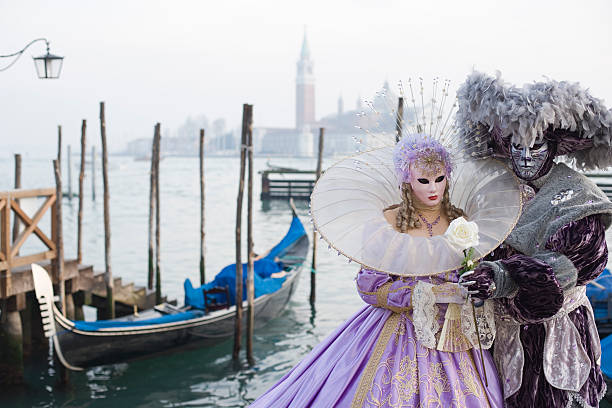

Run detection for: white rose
[[445, 217, 479, 250]]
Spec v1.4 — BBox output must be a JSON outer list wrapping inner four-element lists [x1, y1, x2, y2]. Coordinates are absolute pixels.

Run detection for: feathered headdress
[[456, 71, 612, 170]]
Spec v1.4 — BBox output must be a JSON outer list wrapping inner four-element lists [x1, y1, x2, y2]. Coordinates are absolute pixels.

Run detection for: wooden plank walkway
[[4, 260, 167, 315]]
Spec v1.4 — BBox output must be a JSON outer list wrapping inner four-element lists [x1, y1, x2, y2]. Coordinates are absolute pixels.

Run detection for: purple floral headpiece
[[393, 133, 453, 185]]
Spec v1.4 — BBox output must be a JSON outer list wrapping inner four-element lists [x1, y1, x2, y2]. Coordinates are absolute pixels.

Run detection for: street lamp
[[0, 38, 64, 79]]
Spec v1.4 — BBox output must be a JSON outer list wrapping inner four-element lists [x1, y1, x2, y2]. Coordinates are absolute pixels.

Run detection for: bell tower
[[296, 28, 315, 130]]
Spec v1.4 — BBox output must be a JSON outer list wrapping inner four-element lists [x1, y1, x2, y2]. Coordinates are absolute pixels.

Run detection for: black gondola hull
[[54, 266, 302, 368]]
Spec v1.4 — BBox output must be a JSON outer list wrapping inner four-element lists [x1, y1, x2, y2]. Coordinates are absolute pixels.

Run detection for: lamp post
[[0, 38, 64, 79]]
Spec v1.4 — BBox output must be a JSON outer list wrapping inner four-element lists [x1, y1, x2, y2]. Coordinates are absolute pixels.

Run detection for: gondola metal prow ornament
[[31, 263, 84, 371]]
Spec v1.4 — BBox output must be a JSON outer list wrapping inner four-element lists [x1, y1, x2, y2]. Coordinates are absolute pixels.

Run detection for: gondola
[[32, 209, 308, 371], [587, 268, 612, 338]]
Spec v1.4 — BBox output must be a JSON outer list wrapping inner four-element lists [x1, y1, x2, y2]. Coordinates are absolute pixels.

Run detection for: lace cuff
[[412, 281, 439, 349], [460, 300, 496, 349]]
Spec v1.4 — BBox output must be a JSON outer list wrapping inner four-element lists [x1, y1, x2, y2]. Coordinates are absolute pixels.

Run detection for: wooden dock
[[260, 169, 317, 200], [0, 187, 167, 385], [585, 173, 612, 200]]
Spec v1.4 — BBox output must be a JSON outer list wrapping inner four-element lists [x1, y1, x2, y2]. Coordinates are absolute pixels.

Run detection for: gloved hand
[[458, 264, 497, 306]]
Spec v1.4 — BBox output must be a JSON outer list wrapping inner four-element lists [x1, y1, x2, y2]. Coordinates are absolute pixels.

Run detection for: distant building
[[258, 127, 312, 157], [258, 28, 316, 157], [296, 30, 315, 130], [258, 30, 401, 158]]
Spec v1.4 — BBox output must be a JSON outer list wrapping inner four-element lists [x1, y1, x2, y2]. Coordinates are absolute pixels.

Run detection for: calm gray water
[[0, 153, 362, 407]]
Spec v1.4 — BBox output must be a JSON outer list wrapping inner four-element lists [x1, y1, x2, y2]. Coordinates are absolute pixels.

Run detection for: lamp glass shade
[[33, 53, 63, 79]]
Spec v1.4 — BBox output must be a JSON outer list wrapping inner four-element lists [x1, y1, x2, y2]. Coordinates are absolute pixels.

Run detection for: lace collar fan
[[310, 78, 523, 277]]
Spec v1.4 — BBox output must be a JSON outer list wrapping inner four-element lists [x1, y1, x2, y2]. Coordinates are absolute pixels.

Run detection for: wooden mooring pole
[[310, 127, 324, 305], [148, 125, 159, 290], [12, 154, 21, 244], [77, 120, 86, 264], [0, 157, 23, 385], [67, 145, 73, 200], [57, 125, 62, 173], [154, 124, 162, 304], [233, 104, 250, 362], [52, 160, 70, 385], [100, 102, 114, 319], [395, 97, 404, 143], [199, 129, 206, 285], [91, 146, 96, 201], [246, 106, 255, 365], [52, 160, 66, 316]]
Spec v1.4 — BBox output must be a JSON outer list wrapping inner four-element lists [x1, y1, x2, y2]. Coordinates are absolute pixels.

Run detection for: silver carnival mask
[[510, 141, 550, 180]]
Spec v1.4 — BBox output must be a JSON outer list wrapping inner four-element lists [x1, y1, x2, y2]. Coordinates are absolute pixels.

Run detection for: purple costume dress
[[250, 268, 504, 407]]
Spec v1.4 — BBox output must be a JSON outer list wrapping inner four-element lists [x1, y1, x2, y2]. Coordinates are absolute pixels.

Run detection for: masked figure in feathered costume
[[457, 71, 612, 408]]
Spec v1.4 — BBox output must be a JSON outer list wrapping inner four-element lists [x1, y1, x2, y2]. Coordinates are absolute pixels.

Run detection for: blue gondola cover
[[184, 215, 306, 310], [72, 310, 204, 331], [587, 269, 612, 320], [601, 334, 612, 378], [184, 259, 286, 309], [264, 215, 306, 260]]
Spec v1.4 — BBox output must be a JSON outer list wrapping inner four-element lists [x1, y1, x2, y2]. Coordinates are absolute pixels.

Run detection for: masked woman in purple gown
[[250, 85, 525, 406]]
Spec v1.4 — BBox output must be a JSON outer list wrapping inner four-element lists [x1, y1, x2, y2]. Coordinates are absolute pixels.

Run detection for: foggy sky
[[1, 0, 611, 156]]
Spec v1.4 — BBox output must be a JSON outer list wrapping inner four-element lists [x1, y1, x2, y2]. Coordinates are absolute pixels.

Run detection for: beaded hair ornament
[[393, 134, 453, 184]]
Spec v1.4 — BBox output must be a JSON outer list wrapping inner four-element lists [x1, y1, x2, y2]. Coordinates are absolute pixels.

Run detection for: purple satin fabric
[[356, 269, 415, 309], [250, 269, 505, 407], [250, 306, 389, 407]]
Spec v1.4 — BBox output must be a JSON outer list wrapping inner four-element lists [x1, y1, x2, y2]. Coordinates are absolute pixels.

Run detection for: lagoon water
[[0, 153, 362, 407]]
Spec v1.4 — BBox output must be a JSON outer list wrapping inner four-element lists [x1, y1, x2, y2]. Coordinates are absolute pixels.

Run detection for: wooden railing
[[0, 188, 57, 299], [596, 183, 612, 201], [260, 169, 317, 200]]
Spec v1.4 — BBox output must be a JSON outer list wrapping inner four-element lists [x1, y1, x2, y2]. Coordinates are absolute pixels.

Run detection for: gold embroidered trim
[[357, 283, 413, 314], [357, 284, 414, 297], [351, 312, 400, 408], [467, 350, 492, 408], [375, 282, 393, 308]]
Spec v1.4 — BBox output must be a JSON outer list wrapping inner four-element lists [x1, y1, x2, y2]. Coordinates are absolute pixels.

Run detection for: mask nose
[[520, 147, 532, 166]]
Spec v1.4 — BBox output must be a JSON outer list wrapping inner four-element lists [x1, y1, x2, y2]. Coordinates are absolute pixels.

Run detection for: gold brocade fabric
[[351, 311, 493, 408]]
